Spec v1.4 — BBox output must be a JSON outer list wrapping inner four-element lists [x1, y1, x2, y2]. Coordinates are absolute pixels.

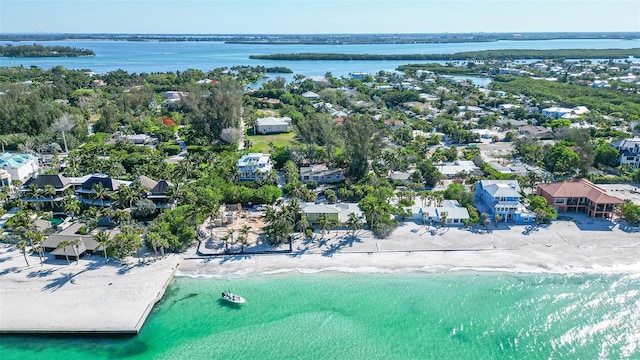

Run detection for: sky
[[1, 0, 639, 34]]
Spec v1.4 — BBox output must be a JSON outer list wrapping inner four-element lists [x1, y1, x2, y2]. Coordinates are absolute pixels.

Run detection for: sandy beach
[[0, 250, 179, 333], [179, 214, 640, 277], [1, 213, 638, 333]]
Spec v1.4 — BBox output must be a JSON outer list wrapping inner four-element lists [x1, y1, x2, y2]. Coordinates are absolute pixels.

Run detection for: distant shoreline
[[1, 32, 638, 44], [250, 48, 640, 61]]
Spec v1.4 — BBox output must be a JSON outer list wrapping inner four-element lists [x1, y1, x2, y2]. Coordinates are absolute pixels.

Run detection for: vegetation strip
[[250, 48, 640, 61], [0, 44, 95, 57]]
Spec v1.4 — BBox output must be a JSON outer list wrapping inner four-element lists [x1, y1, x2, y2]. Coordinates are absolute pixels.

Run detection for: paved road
[[165, 130, 188, 164]]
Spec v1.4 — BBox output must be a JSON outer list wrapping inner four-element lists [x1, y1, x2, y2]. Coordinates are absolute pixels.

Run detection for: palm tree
[[239, 224, 251, 241], [71, 238, 83, 264], [440, 211, 448, 228], [237, 234, 248, 253], [226, 228, 236, 244], [63, 197, 81, 219], [112, 209, 131, 227], [296, 214, 309, 236], [25, 230, 45, 265], [91, 183, 110, 206], [156, 236, 169, 258], [94, 230, 110, 261], [316, 214, 331, 239], [43, 184, 56, 209], [57, 240, 71, 264], [346, 212, 360, 239], [220, 235, 230, 252], [25, 184, 43, 210], [16, 240, 30, 266], [494, 214, 503, 225], [117, 185, 135, 209]]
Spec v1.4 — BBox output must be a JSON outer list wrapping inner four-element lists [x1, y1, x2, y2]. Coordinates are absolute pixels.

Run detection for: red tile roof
[[537, 179, 624, 204]]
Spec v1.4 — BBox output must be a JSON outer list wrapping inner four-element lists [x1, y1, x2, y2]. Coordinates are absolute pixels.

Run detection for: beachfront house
[[20, 174, 72, 211], [536, 178, 624, 220], [43, 223, 108, 260], [0, 153, 40, 184], [611, 138, 640, 170], [404, 199, 470, 226], [254, 116, 292, 134], [236, 153, 273, 181], [146, 179, 176, 210], [476, 180, 534, 223], [76, 174, 122, 207], [301, 202, 365, 226], [300, 164, 344, 184]]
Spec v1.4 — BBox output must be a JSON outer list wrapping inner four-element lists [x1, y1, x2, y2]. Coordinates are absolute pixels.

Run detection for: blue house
[[476, 180, 534, 224]]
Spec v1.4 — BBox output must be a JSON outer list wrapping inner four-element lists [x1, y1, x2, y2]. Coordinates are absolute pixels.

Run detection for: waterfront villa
[[21, 174, 72, 210], [536, 179, 624, 219], [0, 153, 39, 184], [43, 222, 107, 260], [236, 153, 273, 181], [405, 199, 470, 226], [300, 164, 345, 184], [301, 202, 365, 225], [476, 180, 534, 223], [611, 138, 640, 170], [254, 116, 292, 134], [146, 179, 176, 210], [76, 174, 122, 207]]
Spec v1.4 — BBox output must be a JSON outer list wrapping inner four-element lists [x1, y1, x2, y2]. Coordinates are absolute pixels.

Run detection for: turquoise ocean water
[[2, 272, 639, 359]]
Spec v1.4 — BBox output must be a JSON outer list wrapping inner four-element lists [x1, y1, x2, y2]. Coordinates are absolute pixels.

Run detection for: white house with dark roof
[[255, 116, 292, 134], [236, 153, 273, 181], [612, 138, 640, 170], [0, 153, 39, 184]]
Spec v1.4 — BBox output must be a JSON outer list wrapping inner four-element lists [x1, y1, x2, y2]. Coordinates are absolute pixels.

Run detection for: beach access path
[[0, 251, 179, 334]]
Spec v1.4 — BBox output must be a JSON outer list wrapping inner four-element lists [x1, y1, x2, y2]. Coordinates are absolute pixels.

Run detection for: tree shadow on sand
[[321, 233, 363, 257], [0, 266, 22, 276], [27, 268, 57, 278], [219, 254, 253, 264], [43, 269, 88, 292]]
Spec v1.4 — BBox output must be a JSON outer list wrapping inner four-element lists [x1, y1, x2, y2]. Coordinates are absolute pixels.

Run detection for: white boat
[[221, 291, 246, 305]]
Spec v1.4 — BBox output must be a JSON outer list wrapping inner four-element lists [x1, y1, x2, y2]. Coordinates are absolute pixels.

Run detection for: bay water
[[1, 39, 639, 77], [2, 271, 638, 359]]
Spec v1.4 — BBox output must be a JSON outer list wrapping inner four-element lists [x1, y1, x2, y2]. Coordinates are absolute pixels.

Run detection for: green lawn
[[247, 132, 298, 153]]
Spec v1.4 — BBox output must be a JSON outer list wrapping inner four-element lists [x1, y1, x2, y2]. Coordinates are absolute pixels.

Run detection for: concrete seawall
[[0, 249, 180, 334]]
